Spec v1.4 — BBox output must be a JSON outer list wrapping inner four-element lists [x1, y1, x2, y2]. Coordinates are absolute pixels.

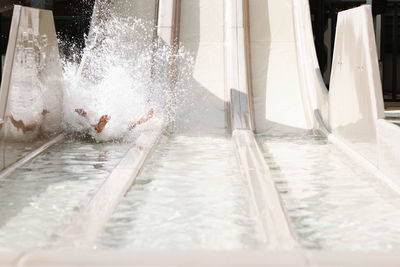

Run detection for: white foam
[[61, 13, 193, 141]]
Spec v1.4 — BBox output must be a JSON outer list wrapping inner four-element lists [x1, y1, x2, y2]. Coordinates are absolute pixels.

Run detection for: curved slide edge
[[293, 3, 400, 193], [329, 5, 384, 166], [292, 0, 329, 131], [326, 5, 400, 193], [227, 0, 298, 249]]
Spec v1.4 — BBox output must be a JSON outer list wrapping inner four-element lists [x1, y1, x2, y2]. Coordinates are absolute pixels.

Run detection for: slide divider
[[56, 124, 164, 247], [226, 0, 297, 249]]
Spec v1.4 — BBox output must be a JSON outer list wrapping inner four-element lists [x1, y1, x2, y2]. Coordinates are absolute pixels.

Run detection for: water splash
[[61, 12, 193, 141]]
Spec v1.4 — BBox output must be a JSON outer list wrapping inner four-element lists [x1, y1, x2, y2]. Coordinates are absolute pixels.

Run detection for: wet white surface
[[98, 134, 260, 250], [258, 130, 400, 251]]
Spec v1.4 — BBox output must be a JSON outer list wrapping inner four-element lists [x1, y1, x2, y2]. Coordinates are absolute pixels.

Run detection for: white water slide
[[252, 0, 400, 193], [1, 0, 400, 265]]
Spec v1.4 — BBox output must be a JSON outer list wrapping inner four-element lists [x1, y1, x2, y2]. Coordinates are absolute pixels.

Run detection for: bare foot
[[95, 115, 111, 133], [74, 108, 87, 117]]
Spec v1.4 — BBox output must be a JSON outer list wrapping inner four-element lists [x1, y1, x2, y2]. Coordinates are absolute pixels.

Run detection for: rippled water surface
[[0, 139, 48, 171], [98, 135, 259, 250], [0, 139, 131, 249], [258, 130, 400, 251]]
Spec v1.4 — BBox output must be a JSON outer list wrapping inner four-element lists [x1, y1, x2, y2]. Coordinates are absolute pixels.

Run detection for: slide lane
[[0, 1, 164, 250], [247, 0, 400, 250]]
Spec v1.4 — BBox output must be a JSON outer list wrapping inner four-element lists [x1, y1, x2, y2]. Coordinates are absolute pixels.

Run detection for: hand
[[74, 108, 87, 117]]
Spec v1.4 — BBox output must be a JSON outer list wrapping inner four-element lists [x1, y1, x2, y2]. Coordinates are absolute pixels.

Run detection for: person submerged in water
[[74, 107, 154, 134], [0, 108, 154, 136]]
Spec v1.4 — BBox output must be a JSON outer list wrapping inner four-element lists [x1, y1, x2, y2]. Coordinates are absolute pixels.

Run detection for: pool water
[[257, 130, 400, 251], [97, 134, 260, 250], [0, 138, 49, 171], [0, 139, 131, 250]]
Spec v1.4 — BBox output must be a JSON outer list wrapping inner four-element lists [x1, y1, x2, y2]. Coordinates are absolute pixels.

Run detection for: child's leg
[[127, 108, 154, 131], [8, 115, 38, 134], [136, 108, 154, 125]]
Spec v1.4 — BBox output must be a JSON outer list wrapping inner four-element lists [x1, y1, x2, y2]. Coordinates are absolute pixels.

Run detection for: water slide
[[58, 0, 294, 249], [1, 0, 400, 265], [249, 0, 400, 194], [247, 0, 400, 249]]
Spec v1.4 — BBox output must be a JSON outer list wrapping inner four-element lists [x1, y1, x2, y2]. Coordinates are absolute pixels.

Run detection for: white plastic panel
[[177, 0, 226, 134], [292, 0, 329, 130], [226, 0, 252, 130], [329, 6, 384, 166], [248, 0, 311, 133], [0, 6, 63, 141]]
